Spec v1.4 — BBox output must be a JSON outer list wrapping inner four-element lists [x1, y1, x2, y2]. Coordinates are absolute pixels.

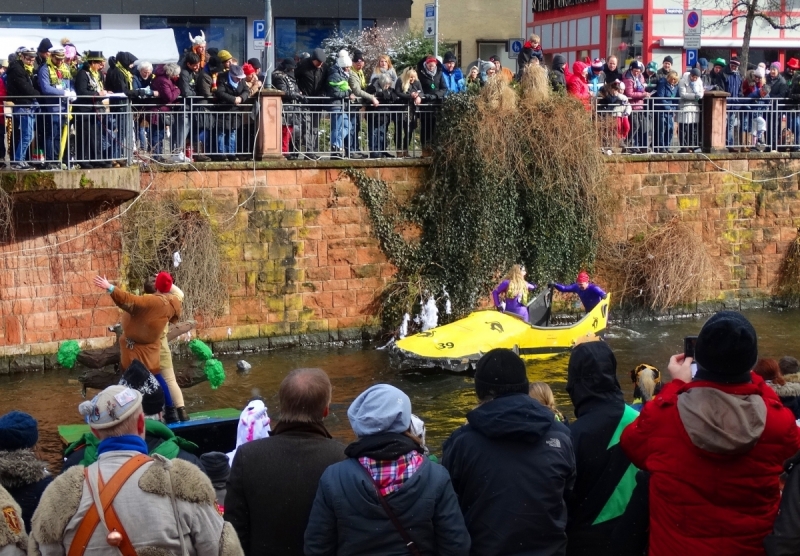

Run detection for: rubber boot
[[163, 406, 179, 424], [176, 407, 190, 422]]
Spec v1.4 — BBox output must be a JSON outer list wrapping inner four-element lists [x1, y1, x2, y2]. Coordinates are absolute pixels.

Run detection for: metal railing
[[1, 95, 135, 170], [724, 98, 800, 152], [593, 96, 703, 155], [279, 98, 439, 160]]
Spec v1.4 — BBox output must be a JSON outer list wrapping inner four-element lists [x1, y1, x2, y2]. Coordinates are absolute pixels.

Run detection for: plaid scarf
[[359, 451, 424, 496]]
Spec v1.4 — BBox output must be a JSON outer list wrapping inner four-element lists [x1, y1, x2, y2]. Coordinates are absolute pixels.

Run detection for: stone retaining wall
[[0, 154, 797, 369]]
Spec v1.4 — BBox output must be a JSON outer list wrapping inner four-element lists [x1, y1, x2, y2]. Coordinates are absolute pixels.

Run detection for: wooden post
[[257, 90, 283, 160], [702, 90, 730, 154]]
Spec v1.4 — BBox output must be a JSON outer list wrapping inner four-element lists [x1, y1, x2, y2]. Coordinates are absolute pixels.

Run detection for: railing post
[[702, 90, 730, 153], [257, 89, 283, 160]]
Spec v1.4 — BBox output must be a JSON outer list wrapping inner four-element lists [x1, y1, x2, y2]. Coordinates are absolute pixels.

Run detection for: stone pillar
[[257, 90, 283, 160], [701, 90, 730, 154]]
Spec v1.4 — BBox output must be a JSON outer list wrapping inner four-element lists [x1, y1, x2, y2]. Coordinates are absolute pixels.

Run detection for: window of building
[[0, 14, 100, 29], [606, 14, 643, 65], [141, 16, 246, 64], [274, 18, 376, 61], [476, 41, 514, 71]]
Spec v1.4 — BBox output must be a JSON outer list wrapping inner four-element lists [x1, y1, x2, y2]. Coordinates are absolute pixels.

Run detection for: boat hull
[[390, 294, 610, 372]]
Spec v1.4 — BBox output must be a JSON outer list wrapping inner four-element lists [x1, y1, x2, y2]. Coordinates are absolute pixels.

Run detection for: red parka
[[621, 373, 800, 556], [566, 61, 591, 110]]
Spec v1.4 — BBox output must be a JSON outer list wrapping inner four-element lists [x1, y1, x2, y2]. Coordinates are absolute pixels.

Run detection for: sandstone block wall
[[0, 155, 797, 367], [605, 155, 800, 299]]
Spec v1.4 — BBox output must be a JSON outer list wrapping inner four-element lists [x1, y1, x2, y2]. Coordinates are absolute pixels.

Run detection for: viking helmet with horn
[[189, 30, 206, 46]]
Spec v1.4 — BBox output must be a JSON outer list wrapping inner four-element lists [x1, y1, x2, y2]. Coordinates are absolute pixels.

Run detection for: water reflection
[[2, 308, 800, 470]]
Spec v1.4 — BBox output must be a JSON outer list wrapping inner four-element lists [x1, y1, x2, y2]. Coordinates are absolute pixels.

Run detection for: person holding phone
[[620, 311, 800, 556]]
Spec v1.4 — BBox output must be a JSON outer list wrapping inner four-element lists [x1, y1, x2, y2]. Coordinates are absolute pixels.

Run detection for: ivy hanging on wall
[[348, 68, 613, 331]]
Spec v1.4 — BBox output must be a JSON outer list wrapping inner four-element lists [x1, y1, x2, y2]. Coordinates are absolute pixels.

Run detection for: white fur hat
[[755, 66, 766, 79], [337, 49, 353, 68]]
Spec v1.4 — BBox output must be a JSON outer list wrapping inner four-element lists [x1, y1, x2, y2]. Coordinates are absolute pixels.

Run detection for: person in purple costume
[[549, 271, 607, 312], [492, 265, 538, 322]]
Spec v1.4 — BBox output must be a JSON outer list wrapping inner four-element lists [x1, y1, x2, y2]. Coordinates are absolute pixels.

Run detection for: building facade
[[410, 0, 523, 70], [525, 0, 800, 70], [0, 0, 411, 65]]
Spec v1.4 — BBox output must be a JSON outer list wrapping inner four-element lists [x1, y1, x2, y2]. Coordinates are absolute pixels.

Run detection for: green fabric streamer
[[188, 339, 214, 361], [57, 340, 81, 369], [204, 359, 225, 390]]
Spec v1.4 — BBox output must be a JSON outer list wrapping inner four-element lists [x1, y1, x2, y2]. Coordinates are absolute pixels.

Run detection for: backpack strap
[[68, 454, 152, 556]]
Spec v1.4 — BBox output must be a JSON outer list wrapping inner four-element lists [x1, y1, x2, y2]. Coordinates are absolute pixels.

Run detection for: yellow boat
[[389, 288, 610, 372]]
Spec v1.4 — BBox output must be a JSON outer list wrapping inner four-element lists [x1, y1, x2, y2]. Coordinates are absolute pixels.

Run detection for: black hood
[[467, 393, 555, 443], [552, 54, 567, 72], [115, 52, 137, 68], [567, 341, 624, 416]]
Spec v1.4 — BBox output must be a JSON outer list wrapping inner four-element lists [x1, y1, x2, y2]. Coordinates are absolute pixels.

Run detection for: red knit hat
[[577, 271, 590, 283], [155, 271, 173, 293], [242, 63, 257, 76]]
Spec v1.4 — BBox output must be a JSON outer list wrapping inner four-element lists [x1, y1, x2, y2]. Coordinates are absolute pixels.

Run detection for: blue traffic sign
[[253, 20, 266, 40], [687, 11, 700, 28], [686, 49, 698, 68], [511, 40, 523, 53], [425, 4, 435, 17]]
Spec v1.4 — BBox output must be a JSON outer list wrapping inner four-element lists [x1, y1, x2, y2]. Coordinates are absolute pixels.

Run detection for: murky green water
[[3, 308, 800, 470]]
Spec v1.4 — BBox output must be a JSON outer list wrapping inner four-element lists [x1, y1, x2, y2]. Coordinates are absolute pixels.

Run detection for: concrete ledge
[[151, 157, 431, 173], [0, 167, 140, 203]]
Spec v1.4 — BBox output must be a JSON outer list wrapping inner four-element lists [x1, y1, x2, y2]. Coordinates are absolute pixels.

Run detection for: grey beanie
[[348, 384, 411, 437]]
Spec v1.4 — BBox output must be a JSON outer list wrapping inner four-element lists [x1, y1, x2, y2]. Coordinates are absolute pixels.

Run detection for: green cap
[[713, 58, 727, 67]]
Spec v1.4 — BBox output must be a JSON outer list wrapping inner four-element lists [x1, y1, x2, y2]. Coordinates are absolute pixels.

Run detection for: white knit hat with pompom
[[336, 49, 353, 68]]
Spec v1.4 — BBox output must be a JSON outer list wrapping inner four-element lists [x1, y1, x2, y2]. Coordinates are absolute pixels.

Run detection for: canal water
[[2, 308, 799, 470]]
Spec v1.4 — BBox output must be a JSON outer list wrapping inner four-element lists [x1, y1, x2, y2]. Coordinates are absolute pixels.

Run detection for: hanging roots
[[596, 218, 714, 310], [775, 228, 800, 303], [121, 193, 228, 319]]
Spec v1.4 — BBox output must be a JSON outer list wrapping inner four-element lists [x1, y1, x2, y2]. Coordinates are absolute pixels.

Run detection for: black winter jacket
[[296, 59, 326, 98], [305, 441, 470, 556], [0, 449, 52, 533], [104, 52, 137, 95], [765, 450, 800, 555], [224, 422, 346, 556], [415, 59, 448, 102], [179, 67, 199, 98], [6, 60, 38, 105], [442, 393, 575, 556], [565, 341, 643, 556], [768, 73, 789, 98], [551, 55, 568, 92]]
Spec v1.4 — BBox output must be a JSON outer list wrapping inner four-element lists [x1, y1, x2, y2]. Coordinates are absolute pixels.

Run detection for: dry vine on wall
[[120, 192, 228, 319], [775, 228, 800, 304], [596, 217, 715, 310]]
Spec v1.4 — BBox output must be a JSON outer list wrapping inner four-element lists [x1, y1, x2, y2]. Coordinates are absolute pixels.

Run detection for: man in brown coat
[[93, 272, 182, 420]]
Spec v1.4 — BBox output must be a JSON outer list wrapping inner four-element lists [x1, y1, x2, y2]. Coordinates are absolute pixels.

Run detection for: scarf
[[344, 432, 422, 460], [228, 72, 238, 90], [116, 61, 133, 90], [67, 421, 197, 465], [88, 67, 102, 91], [354, 68, 367, 89], [47, 59, 67, 86], [22, 62, 34, 76], [97, 435, 148, 456], [421, 65, 437, 80]]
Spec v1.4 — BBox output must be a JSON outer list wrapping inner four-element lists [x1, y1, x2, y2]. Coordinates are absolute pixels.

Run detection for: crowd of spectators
[[2, 29, 798, 167], [0, 33, 268, 169], [3, 310, 800, 556]]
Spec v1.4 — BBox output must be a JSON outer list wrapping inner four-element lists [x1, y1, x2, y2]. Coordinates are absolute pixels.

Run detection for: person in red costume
[[620, 311, 800, 556]]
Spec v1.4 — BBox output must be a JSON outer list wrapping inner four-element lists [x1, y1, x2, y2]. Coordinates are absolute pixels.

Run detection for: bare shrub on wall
[[596, 217, 715, 310], [775, 228, 800, 304], [120, 192, 228, 319]]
